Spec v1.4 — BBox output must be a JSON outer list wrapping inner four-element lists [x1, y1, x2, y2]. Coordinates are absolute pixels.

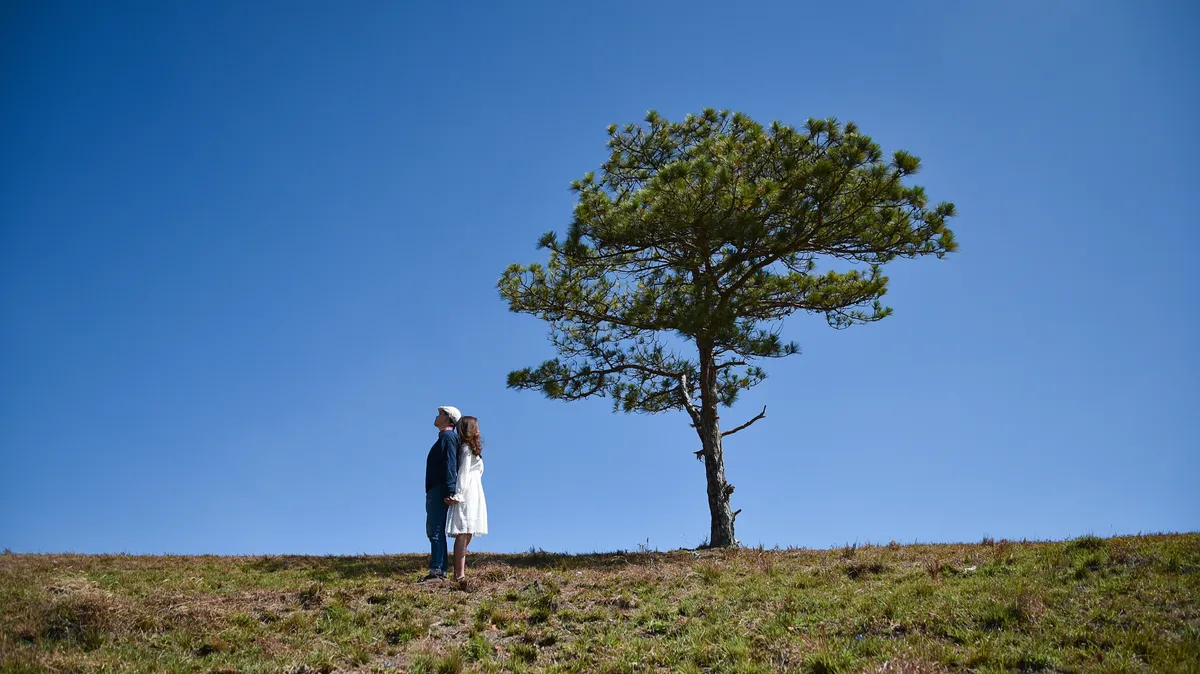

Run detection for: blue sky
[[1, 1, 1196, 555]]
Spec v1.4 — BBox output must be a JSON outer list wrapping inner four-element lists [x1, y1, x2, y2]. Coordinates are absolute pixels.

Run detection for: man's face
[[434, 411, 449, 428]]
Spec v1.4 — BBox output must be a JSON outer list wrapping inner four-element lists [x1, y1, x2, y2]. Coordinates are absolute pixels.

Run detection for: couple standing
[[422, 405, 488, 582]]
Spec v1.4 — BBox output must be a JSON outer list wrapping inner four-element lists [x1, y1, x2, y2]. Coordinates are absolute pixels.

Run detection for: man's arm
[[441, 433, 458, 496]]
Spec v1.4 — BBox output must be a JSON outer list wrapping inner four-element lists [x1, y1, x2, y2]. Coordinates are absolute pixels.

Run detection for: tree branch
[[721, 405, 767, 437], [678, 373, 702, 428]]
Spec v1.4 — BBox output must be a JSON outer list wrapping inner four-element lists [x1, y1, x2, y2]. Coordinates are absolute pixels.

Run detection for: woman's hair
[[456, 416, 484, 457]]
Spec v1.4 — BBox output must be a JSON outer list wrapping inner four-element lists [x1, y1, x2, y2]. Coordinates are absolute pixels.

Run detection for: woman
[[446, 415, 487, 582]]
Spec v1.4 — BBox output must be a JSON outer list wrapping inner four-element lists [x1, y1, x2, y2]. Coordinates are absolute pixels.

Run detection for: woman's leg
[[453, 534, 473, 579]]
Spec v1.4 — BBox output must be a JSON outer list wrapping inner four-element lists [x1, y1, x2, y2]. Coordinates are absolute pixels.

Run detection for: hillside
[[2, 534, 1197, 673]]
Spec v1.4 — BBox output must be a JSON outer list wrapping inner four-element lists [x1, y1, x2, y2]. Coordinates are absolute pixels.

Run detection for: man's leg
[[425, 489, 449, 576], [433, 502, 449, 575]]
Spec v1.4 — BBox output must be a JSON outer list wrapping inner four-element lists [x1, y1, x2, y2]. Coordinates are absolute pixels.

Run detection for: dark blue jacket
[[425, 428, 459, 494]]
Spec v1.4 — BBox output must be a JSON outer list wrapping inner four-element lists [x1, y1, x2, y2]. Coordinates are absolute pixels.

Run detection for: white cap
[[438, 406, 462, 423]]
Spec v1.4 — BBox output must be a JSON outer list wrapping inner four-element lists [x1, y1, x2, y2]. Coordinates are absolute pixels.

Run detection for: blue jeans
[[425, 487, 450, 575]]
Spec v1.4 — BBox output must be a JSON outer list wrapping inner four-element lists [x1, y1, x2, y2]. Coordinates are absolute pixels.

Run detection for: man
[[422, 405, 461, 581]]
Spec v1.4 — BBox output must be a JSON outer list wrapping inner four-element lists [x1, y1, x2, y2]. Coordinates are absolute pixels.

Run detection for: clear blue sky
[[2, 1, 1196, 555]]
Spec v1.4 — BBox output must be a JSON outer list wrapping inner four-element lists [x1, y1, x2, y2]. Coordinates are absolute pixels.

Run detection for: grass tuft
[[1069, 534, 1106, 552]]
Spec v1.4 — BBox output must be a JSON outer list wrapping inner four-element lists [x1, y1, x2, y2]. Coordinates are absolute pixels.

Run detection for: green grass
[[1, 534, 1197, 673]]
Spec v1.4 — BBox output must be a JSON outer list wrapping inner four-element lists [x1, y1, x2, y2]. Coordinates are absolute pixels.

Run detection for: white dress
[[447, 445, 487, 536]]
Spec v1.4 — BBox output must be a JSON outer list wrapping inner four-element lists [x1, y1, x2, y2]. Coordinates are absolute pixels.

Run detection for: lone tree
[[499, 110, 957, 547]]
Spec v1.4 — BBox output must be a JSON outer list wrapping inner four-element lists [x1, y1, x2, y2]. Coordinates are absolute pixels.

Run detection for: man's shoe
[[417, 572, 445, 583]]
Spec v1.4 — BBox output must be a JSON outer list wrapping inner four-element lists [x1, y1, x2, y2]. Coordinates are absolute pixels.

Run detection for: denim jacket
[[424, 428, 459, 494]]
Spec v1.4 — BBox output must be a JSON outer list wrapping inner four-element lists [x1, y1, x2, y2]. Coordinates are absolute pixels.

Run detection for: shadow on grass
[[246, 549, 671, 581], [248, 555, 429, 580]]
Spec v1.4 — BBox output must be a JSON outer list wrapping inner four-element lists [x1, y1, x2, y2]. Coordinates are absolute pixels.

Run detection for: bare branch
[[678, 373, 702, 428], [721, 405, 767, 437]]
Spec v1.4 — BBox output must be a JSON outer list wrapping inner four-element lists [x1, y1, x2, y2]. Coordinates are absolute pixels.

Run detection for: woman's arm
[[450, 450, 472, 502]]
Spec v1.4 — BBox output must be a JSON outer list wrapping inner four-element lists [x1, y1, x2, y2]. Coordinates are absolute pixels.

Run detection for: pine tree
[[499, 109, 958, 547]]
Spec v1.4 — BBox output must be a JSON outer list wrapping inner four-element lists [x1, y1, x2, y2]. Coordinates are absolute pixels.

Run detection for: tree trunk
[[698, 347, 735, 548]]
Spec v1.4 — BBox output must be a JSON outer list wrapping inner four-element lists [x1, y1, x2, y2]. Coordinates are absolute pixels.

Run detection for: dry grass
[[1, 534, 1198, 673]]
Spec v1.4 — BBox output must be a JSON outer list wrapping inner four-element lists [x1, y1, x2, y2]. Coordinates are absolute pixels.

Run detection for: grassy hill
[[2, 534, 1197, 673]]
